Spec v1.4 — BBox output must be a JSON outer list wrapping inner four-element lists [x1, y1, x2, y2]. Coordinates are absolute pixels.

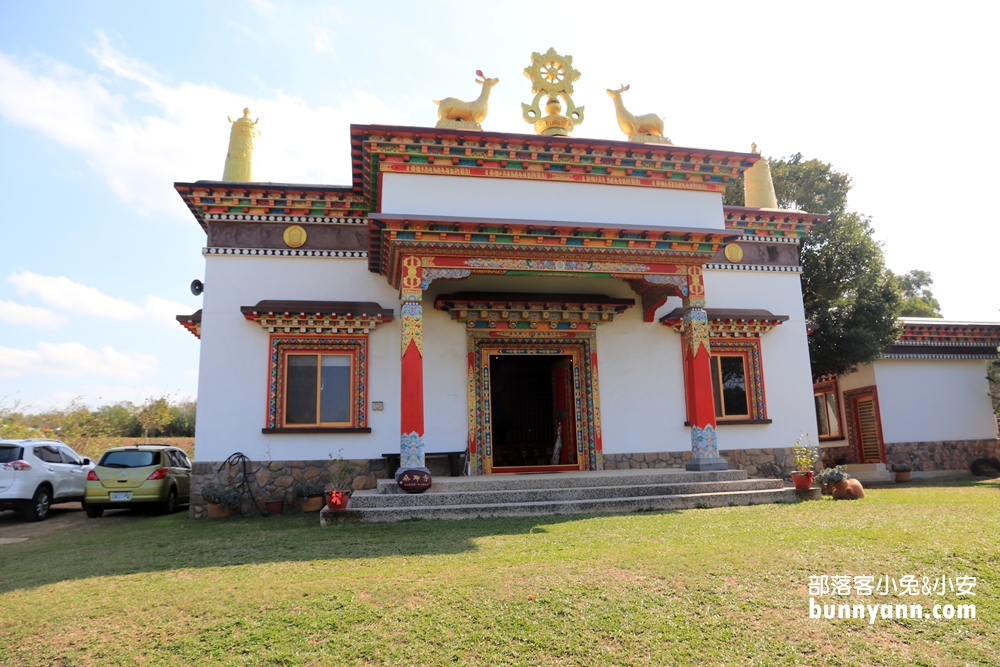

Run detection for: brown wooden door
[[849, 390, 885, 463]]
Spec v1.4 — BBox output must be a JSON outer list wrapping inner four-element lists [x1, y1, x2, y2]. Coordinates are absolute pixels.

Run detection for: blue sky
[[1, 1, 997, 411]]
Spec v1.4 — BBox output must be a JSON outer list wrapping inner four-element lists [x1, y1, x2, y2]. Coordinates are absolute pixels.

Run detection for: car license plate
[[111, 492, 131, 501]]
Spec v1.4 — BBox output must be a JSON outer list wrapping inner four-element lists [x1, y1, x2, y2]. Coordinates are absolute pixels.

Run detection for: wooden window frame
[[812, 378, 844, 441], [263, 335, 371, 433], [283, 351, 356, 428], [709, 339, 767, 422]]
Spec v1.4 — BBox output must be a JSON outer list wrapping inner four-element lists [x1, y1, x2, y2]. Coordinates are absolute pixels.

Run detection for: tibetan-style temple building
[[175, 53, 998, 515]]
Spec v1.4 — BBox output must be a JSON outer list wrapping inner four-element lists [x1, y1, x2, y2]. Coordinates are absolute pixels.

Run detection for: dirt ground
[[0, 502, 162, 541]]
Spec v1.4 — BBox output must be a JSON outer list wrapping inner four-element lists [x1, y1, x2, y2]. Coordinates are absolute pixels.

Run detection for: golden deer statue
[[434, 70, 500, 129], [606, 84, 670, 143]]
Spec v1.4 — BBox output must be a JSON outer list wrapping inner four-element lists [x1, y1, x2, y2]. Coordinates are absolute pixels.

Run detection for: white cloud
[[0, 34, 408, 218], [8, 270, 194, 327], [310, 26, 336, 53], [0, 300, 67, 329], [0, 342, 158, 380], [9, 271, 143, 320]]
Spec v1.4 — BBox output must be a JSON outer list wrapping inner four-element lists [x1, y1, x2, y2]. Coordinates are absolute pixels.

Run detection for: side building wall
[[875, 359, 998, 472]]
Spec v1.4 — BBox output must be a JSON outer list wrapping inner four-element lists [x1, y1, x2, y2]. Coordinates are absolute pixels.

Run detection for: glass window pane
[[710, 356, 723, 418], [320, 355, 352, 424], [814, 394, 830, 436], [286, 355, 318, 424], [720, 356, 749, 417], [58, 447, 82, 465], [825, 392, 840, 436]]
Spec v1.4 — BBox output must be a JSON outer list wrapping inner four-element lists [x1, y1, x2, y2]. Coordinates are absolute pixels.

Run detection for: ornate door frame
[[467, 330, 602, 475]]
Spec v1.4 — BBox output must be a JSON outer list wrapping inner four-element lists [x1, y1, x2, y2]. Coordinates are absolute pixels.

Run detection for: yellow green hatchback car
[[85, 446, 192, 517]]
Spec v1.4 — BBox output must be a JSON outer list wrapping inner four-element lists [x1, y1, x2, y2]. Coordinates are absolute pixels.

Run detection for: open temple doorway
[[488, 354, 579, 471]]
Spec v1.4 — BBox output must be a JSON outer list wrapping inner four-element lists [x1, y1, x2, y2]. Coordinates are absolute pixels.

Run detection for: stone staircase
[[320, 468, 818, 524]]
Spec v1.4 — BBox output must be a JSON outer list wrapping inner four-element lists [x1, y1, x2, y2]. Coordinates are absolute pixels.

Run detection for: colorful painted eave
[[176, 310, 202, 339], [174, 181, 368, 232], [240, 300, 394, 335], [660, 308, 789, 335], [896, 318, 1000, 347], [723, 206, 828, 240], [351, 124, 760, 212], [367, 213, 736, 286]]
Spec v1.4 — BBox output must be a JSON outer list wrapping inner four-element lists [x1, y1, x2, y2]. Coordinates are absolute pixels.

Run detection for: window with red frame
[[709, 339, 767, 421]]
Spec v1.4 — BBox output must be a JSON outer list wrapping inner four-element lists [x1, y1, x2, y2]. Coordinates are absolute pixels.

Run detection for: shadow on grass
[[0, 505, 680, 594]]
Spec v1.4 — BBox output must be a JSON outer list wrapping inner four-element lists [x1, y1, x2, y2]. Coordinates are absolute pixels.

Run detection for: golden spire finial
[[222, 107, 260, 182], [521, 48, 584, 136], [744, 143, 778, 209]]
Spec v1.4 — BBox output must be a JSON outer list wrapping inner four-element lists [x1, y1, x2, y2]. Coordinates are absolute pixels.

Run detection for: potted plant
[[325, 451, 358, 511], [295, 484, 325, 512], [790, 433, 818, 490], [264, 498, 285, 516], [832, 477, 866, 500], [203, 486, 242, 518], [816, 465, 850, 495], [892, 463, 912, 483]]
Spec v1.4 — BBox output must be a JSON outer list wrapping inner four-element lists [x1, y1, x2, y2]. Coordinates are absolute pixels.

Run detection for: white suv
[[0, 439, 94, 521]]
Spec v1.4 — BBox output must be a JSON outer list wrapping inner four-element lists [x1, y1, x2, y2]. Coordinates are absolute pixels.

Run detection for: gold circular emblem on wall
[[724, 243, 744, 263], [283, 225, 308, 248]]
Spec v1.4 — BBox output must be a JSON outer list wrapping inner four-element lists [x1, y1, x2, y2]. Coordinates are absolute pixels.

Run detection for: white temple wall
[[837, 364, 876, 394], [873, 359, 998, 442], [194, 258, 824, 465], [380, 173, 726, 230], [703, 269, 818, 451], [420, 274, 690, 456], [195, 256, 401, 463]]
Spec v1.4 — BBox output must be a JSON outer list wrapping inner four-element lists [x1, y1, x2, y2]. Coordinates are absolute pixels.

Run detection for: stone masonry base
[[190, 455, 459, 518], [883, 439, 1000, 472], [603, 447, 800, 479], [190, 458, 387, 519], [820, 439, 999, 472]]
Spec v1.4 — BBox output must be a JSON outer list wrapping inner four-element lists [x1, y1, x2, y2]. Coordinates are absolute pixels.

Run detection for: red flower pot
[[791, 471, 814, 490], [325, 489, 351, 511], [265, 500, 284, 516]]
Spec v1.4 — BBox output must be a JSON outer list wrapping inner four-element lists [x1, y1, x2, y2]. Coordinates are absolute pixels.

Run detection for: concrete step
[[843, 463, 894, 483], [352, 478, 784, 508], [377, 468, 748, 495], [322, 487, 819, 524]]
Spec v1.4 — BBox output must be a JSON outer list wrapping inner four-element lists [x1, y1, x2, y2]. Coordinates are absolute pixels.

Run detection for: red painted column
[[399, 256, 427, 474], [682, 266, 726, 471]]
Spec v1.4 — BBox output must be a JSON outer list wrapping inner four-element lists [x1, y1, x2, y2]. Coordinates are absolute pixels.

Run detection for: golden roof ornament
[[606, 84, 672, 145], [744, 143, 780, 209], [521, 48, 584, 136], [433, 70, 500, 130], [222, 108, 260, 182]]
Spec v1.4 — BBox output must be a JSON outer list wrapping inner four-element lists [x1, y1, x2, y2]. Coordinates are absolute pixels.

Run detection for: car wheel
[[84, 503, 104, 518], [159, 487, 178, 515], [23, 486, 52, 522]]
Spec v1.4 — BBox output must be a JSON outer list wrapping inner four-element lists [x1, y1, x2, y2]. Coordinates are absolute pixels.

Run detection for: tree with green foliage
[[894, 269, 943, 317], [988, 358, 1000, 417], [725, 153, 903, 377], [135, 396, 173, 443]]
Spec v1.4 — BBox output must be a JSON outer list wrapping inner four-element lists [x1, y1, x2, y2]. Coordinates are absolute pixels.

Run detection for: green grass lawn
[[1, 479, 997, 666]]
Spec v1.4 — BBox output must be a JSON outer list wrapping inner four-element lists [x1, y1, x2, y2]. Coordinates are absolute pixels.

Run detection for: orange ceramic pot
[[832, 479, 865, 500], [791, 471, 814, 490]]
